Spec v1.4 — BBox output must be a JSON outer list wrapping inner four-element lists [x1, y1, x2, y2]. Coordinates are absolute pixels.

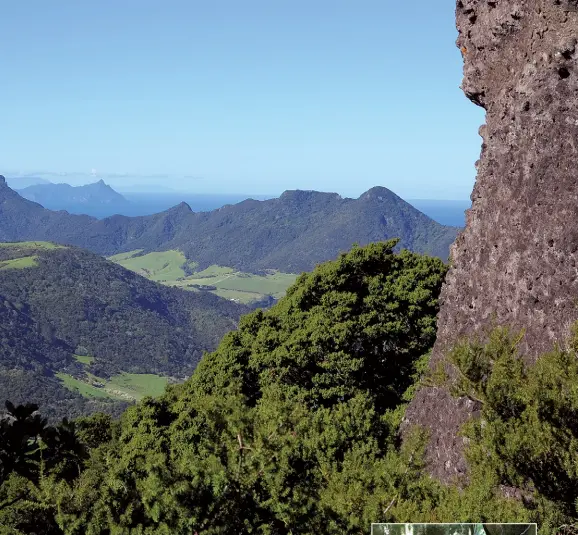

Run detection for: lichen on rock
[[403, 0, 578, 483]]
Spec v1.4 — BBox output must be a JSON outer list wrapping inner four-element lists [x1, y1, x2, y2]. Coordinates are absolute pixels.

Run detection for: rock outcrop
[[404, 0, 578, 483]]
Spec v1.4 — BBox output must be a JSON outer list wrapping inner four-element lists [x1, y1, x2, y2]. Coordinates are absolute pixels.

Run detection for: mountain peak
[[168, 201, 192, 214], [0, 175, 6, 185], [90, 179, 110, 190], [279, 190, 313, 201], [279, 190, 341, 203], [359, 186, 401, 202]]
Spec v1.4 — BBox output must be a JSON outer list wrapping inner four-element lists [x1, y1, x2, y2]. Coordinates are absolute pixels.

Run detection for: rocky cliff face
[[404, 0, 578, 483]]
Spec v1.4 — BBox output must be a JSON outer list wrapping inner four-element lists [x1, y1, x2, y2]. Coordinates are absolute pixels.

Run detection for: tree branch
[[0, 493, 25, 512]]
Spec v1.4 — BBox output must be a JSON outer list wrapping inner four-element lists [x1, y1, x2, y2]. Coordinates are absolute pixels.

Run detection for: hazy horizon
[[4, 171, 473, 202], [6, 174, 471, 226]]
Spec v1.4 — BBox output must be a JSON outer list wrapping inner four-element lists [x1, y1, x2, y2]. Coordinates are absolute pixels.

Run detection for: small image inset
[[371, 524, 537, 535]]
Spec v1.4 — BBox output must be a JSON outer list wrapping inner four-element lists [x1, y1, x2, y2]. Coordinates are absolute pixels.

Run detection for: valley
[[0, 179, 459, 420]]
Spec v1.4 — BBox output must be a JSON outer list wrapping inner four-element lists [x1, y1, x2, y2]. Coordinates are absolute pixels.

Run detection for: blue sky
[[0, 0, 485, 199]]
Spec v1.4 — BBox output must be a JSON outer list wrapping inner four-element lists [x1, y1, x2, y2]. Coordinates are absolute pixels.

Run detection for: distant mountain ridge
[[5, 176, 51, 189], [0, 174, 460, 273], [17, 180, 131, 217]]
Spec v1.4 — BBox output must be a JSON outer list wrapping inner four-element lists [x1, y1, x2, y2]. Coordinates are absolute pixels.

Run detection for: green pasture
[[57, 371, 168, 402], [0, 256, 39, 270], [108, 250, 298, 305], [73, 354, 95, 365], [108, 250, 197, 281]]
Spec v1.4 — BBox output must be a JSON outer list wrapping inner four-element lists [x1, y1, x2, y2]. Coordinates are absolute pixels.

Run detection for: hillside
[[0, 242, 247, 419], [17, 180, 130, 217], [0, 175, 459, 273]]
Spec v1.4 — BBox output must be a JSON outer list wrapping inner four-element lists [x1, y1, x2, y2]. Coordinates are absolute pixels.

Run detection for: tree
[[435, 326, 578, 532], [0, 401, 88, 534], [56, 241, 449, 534]]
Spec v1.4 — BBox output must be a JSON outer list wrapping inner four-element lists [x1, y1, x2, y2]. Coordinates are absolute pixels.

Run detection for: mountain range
[[0, 175, 460, 273]]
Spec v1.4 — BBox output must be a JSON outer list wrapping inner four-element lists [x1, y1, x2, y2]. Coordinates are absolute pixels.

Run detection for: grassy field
[[57, 371, 168, 402], [189, 265, 236, 279], [211, 288, 263, 302], [172, 268, 298, 304], [56, 373, 113, 399], [74, 354, 95, 365], [0, 242, 67, 270], [214, 271, 297, 298], [106, 373, 168, 399], [108, 250, 298, 305], [0, 256, 39, 270], [176, 270, 297, 302], [109, 249, 196, 281]]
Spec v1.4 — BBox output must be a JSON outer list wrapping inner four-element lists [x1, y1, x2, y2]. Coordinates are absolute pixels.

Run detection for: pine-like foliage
[[50, 240, 448, 534]]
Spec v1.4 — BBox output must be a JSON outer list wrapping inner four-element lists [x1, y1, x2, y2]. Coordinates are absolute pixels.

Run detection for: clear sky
[[0, 0, 485, 199]]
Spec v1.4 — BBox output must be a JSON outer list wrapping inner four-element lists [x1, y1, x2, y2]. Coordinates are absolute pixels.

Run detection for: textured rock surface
[[403, 0, 578, 483]]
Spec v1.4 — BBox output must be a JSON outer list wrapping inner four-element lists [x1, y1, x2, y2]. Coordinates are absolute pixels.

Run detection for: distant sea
[[407, 199, 471, 228]]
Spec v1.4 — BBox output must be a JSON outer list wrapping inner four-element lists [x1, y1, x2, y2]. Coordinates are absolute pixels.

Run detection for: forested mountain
[[16, 180, 130, 217], [0, 242, 247, 419], [0, 174, 459, 273]]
